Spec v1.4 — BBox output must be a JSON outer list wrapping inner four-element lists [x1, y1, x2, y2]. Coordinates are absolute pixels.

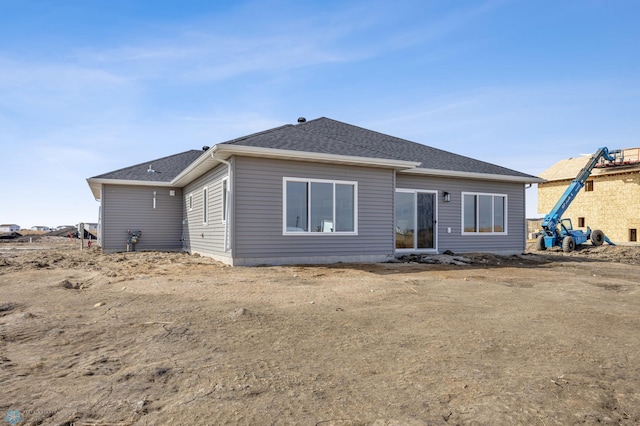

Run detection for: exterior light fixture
[[443, 191, 451, 202]]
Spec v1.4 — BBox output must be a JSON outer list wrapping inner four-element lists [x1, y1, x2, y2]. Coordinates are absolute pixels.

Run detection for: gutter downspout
[[524, 183, 535, 252], [213, 153, 232, 253]]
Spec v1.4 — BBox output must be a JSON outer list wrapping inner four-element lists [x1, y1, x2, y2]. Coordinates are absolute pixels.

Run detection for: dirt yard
[[1, 238, 639, 425]]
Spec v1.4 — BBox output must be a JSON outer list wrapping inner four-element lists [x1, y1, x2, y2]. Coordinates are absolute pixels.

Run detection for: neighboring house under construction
[[538, 148, 640, 243]]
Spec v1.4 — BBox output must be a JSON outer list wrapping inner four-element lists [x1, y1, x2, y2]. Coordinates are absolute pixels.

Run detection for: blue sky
[[1, 0, 639, 228]]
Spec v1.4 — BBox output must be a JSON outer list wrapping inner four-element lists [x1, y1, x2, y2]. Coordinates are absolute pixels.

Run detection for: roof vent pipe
[[297, 117, 306, 123]]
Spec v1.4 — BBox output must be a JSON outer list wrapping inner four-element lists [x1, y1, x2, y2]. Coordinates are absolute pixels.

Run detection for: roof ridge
[[221, 124, 294, 145], [294, 116, 327, 126], [296, 117, 411, 160]]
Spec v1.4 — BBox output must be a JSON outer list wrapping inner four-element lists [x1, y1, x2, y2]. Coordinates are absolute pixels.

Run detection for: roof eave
[[87, 144, 543, 196], [86, 178, 174, 201], [93, 143, 421, 192], [399, 167, 545, 184], [171, 146, 223, 187], [87, 179, 101, 200]]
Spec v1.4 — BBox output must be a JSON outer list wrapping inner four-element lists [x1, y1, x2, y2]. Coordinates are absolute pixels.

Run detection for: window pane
[[493, 196, 505, 232], [396, 192, 415, 249], [417, 192, 434, 249], [478, 195, 492, 232], [286, 181, 308, 232], [335, 184, 354, 232], [463, 194, 476, 232], [310, 182, 333, 232]]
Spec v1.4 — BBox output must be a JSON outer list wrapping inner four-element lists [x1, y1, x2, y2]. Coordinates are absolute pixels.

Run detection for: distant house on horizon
[[0, 224, 20, 232], [87, 117, 543, 265], [31, 226, 52, 232]]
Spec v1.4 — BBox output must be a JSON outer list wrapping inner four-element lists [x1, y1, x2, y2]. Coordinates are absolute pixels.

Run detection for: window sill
[[461, 232, 508, 236], [283, 232, 358, 236]]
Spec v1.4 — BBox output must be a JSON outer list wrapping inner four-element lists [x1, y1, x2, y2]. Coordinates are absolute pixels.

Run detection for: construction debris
[[399, 253, 472, 265]]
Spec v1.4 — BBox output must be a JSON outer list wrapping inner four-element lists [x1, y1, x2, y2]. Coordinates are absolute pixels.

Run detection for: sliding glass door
[[395, 192, 415, 249], [395, 190, 436, 251]]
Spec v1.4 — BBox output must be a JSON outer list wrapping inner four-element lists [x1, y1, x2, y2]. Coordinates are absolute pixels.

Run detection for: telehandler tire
[[591, 229, 605, 246], [536, 235, 546, 251], [562, 236, 575, 253]]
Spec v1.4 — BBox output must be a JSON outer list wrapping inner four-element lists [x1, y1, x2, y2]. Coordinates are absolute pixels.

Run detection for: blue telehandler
[[536, 147, 619, 252]]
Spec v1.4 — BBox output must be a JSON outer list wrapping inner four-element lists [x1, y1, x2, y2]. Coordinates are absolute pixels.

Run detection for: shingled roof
[[91, 150, 204, 182], [90, 117, 539, 186], [220, 117, 537, 179]]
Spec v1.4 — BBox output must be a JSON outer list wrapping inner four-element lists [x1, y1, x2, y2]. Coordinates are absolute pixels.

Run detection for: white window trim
[[221, 177, 229, 224], [202, 186, 209, 225], [395, 188, 438, 253], [188, 193, 193, 212], [461, 191, 508, 235], [282, 177, 358, 236]]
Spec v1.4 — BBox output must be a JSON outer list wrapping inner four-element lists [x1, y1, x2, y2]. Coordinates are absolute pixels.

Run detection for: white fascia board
[[170, 144, 420, 188], [86, 178, 173, 200], [213, 144, 421, 169], [399, 167, 546, 184], [171, 148, 222, 187]]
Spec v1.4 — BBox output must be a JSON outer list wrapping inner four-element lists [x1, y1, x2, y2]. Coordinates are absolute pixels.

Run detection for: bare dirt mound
[[398, 243, 640, 267], [1, 241, 639, 424]]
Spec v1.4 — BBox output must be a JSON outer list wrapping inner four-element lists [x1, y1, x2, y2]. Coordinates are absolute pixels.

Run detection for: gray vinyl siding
[[183, 162, 230, 260], [101, 184, 183, 252], [232, 157, 395, 262], [396, 174, 526, 254]]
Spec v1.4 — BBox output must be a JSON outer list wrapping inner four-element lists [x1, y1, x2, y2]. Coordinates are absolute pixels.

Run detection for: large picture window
[[284, 178, 357, 234], [462, 192, 507, 234]]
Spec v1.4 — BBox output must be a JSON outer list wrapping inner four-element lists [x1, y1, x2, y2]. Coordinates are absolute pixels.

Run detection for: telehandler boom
[[537, 147, 619, 252]]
